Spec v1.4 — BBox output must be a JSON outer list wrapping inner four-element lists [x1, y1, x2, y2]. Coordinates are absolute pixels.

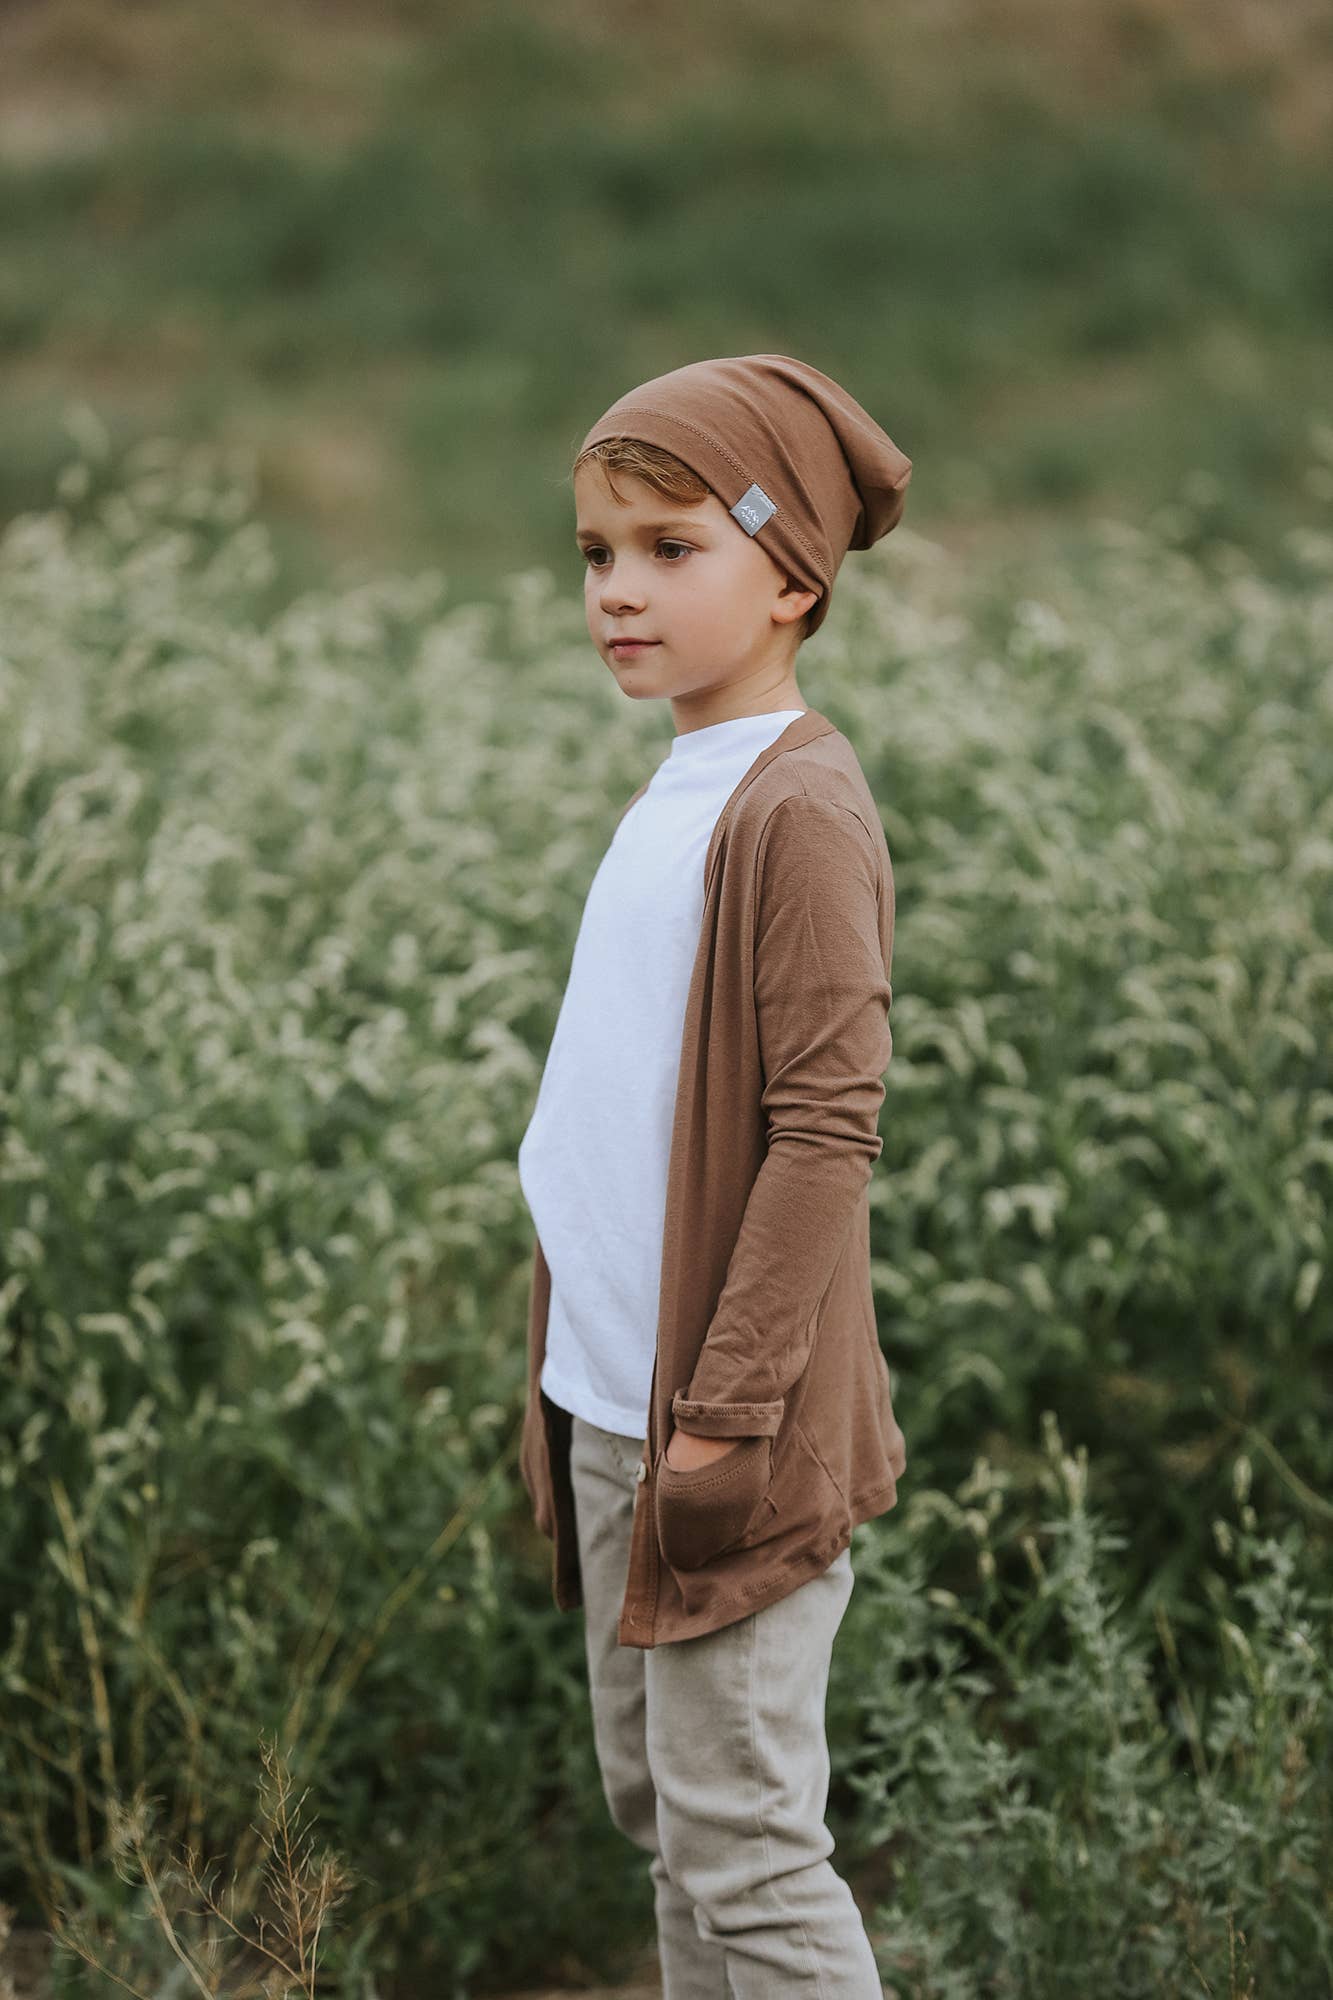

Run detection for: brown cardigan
[[518, 707, 908, 1646]]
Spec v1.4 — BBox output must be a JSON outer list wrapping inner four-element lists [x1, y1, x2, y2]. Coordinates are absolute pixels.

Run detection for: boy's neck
[[670, 687, 806, 736]]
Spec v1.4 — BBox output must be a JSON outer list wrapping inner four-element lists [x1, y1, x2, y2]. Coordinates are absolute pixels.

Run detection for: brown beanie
[[577, 353, 912, 636]]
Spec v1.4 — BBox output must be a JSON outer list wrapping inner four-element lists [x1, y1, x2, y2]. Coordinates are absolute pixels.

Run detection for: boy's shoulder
[[731, 725, 886, 867], [612, 714, 889, 890], [615, 715, 878, 831]]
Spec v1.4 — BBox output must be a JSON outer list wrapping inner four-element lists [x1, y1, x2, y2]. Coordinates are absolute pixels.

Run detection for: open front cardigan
[[519, 707, 908, 1646]]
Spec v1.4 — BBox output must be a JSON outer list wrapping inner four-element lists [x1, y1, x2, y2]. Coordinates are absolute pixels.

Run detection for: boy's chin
[[606, 659, 680, 696]]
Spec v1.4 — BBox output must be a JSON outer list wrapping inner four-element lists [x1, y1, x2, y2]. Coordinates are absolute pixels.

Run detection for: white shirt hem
[[540, 1353, 648, 1441]]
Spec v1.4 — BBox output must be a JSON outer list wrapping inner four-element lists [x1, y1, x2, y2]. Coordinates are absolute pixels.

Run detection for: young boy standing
[[518, 354, 912, 1997]]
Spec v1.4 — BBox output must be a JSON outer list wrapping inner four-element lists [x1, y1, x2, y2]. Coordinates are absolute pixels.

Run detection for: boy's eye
[[579, 540, 693, 566]]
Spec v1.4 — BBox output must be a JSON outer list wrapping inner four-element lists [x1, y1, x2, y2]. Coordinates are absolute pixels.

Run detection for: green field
[[1, 4, 1332, 1994], [2, 425, 1330, 1993], [2, 0, 1332, 597]]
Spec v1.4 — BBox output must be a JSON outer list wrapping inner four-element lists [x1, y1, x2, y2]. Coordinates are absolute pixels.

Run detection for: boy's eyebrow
[[575, 518, 710, 544]]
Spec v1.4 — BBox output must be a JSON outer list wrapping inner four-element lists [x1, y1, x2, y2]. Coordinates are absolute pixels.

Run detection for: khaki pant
[[569, 1413, 883, 1998]]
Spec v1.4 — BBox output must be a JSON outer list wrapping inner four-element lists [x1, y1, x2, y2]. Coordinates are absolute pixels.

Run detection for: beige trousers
[[569, 1413, 883, 1999]]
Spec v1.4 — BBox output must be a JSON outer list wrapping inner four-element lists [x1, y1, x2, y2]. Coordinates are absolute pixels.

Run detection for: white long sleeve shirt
[[517, 709, 807, 1436]]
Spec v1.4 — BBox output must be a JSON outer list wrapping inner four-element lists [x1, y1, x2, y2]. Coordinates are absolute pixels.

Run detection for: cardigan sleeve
[[671, 794, 893, 1440]]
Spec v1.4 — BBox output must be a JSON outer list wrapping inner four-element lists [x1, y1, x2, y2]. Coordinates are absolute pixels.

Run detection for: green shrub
[[1, 422, 1330, 1992], [837, 1416, 1332, 1997]]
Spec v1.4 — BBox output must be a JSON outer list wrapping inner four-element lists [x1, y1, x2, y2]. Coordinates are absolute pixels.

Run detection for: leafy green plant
[[1, 422, 1330, 1991], [837, 1419, 1331, 1998]]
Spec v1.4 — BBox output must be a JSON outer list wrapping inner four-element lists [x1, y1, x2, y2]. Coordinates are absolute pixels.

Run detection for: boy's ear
[[774, 578, 820, 628]]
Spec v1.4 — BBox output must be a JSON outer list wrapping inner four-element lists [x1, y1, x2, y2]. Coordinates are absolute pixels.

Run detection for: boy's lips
[[609, 637, 660, 654]]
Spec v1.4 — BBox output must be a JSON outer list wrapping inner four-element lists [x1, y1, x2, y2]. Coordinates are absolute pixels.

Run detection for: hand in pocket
[[655, 1432, 775, 1572], [664, 1426, 744, 1473]]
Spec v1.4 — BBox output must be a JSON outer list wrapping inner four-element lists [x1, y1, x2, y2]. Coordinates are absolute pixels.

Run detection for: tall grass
[[0, 421, 1330, 1992]]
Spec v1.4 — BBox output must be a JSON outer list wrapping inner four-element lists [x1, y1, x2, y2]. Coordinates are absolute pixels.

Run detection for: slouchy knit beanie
[[577, 353, 912, 636]]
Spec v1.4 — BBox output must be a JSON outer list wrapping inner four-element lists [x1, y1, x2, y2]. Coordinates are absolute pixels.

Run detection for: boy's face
[[573, 462, 819, 721]]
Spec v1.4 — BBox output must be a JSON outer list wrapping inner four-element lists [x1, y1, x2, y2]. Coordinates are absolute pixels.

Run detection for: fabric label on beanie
[[729, 482, 777, 535]]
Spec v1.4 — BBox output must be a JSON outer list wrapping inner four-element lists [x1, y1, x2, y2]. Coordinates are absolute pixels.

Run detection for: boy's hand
[[664, 1426, 745, 1472]]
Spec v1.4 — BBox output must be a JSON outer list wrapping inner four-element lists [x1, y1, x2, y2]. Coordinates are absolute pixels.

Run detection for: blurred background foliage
[[1, 2, 1332, 1995], [1, 0, 1332, 596]]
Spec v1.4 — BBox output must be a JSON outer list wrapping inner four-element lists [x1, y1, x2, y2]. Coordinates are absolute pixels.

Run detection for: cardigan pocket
[[655, 1434, 777, 1573]]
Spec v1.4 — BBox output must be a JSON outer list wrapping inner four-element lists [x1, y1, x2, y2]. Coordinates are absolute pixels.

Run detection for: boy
[[518, 354, 912, 1997]]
